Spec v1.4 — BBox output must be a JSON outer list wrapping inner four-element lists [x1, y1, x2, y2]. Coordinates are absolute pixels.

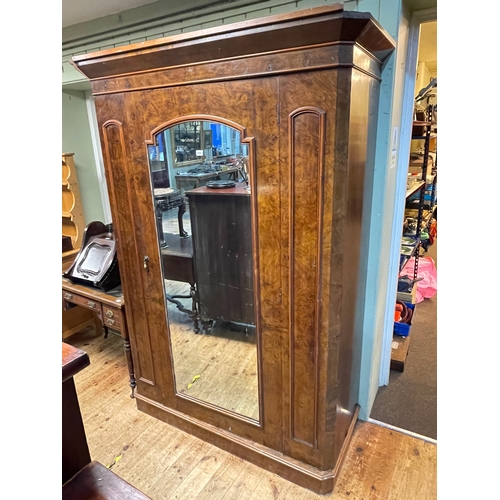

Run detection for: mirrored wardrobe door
[[147, 119, 259, 421]]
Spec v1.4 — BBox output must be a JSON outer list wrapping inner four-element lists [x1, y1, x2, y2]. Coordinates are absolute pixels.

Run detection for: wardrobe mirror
[[148, 120, 259, 421]]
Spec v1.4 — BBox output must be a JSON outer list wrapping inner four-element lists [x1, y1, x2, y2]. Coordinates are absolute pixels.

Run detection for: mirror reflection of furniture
[[153, 188, 188, 242], [151, 169, 170, 189], [151, 121, 257, 418], [160, 232, 199, 333], [174, 165, 239, 195], [187, 183, 254, 334], [72, 5, 395, 493]]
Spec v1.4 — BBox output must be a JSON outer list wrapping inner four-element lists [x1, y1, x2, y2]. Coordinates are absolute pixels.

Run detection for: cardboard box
[[391, 335, 411, 372]]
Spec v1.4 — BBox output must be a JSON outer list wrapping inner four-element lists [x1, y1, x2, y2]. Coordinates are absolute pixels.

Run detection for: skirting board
[[136, 396, 360, 495]]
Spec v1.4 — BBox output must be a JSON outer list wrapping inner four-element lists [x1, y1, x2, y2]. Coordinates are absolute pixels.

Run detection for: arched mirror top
[[146, 115, 252, 144]]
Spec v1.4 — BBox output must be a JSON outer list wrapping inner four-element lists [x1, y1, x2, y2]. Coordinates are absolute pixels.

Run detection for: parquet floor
[[66, 327, 437, 500]]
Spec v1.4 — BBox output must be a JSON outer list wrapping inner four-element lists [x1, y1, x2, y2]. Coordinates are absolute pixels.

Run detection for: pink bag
[[401, 256, 437, 303]]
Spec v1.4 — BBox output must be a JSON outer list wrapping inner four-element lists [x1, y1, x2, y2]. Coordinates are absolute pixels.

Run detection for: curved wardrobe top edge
[[71, 7, 395, 81]]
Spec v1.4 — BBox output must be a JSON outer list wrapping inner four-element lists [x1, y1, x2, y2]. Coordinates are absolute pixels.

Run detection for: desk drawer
[[102, 305, 122, 331], [62, 291, 102, 318]]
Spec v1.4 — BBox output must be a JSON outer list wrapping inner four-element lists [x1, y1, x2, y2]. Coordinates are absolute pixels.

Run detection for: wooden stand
[[62, 152, 86, 264]]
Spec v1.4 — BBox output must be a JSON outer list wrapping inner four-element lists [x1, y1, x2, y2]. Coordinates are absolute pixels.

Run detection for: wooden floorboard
[[66, 326, 437, 499]]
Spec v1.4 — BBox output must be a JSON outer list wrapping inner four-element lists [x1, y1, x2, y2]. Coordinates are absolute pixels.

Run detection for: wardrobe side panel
[[278, 70, 339, 469], [94, 93, 167, 403], [334, 68, 381, 459]]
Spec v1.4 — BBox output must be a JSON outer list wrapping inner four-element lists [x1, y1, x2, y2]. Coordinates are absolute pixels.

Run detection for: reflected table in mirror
[[154, 188, 188, 243], [175, 166, 239, 195]]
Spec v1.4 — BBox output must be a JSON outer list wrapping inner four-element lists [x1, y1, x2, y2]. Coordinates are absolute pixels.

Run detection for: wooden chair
[[62, 343, 150, 499], [62, 461, 152, 500]]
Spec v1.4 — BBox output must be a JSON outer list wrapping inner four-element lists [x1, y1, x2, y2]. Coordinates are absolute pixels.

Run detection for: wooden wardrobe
[[72, 5, 394, 494]]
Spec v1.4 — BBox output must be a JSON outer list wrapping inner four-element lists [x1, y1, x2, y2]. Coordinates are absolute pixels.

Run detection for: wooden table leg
[[156, 204, 167, 247], [178, 198, 189, 238], [123, 338, 137, 398]]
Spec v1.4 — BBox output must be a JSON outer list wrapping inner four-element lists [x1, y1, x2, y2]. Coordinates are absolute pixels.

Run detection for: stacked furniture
[[62, 152, 85, 270], [62, 152, 95, 338]]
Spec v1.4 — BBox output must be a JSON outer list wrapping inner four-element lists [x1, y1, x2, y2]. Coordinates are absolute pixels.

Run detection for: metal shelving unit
[[392, 104, 438, 371], [402, 104, 437, 281]]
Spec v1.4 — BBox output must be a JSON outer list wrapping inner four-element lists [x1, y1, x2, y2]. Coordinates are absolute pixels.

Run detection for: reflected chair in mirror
[[161, 232, 199, 333]]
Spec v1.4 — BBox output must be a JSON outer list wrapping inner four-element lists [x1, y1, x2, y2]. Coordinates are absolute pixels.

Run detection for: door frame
[[379, 6, 437, 385]]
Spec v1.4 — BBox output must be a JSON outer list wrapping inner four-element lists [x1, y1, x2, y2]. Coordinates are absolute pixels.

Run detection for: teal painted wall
[[353, 0, 410, 419], [62, 89, 104, 223], [61, 0, 426, 420]]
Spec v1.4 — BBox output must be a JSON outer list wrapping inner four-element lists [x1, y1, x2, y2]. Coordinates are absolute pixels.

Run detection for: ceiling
[[62, 0, 436, 72], [418, 20, 437, 72], [62, 0, 158, 28], [62, 0, 437, 28]]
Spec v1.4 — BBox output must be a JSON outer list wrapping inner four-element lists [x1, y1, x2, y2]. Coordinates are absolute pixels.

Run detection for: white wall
[[62, 89, 105, 223], [415, 61, 431, 97]]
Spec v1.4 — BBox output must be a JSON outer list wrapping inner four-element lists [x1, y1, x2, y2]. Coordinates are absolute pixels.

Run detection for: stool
[[62, 461, 151, 500], [154, 188, 188, 245]]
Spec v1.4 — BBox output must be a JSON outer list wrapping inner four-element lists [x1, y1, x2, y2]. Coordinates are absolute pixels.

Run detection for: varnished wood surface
[[67, 328, 437, 500], [62, 306, 97, 340], [75, 5, 396, 492], [62, 278, 125, 309], [62, 461, 152, 500], [186, 184, 250, 197], [71, 5, 395, 82], [62, 342, 92, 483], [62, 342, 90, 382]]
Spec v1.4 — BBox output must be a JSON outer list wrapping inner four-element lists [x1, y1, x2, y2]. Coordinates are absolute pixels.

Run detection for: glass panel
[[148, 120, 258, 421]]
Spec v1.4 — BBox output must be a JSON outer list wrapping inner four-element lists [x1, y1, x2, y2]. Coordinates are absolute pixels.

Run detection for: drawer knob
[[106, 310, 114, 318], [63, 292, 72, 301], [87, 300, 96, 308], [106, 318, 115, 326]]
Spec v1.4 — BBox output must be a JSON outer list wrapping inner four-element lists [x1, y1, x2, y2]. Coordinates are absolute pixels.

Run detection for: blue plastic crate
[[394, 302, 415, 337]]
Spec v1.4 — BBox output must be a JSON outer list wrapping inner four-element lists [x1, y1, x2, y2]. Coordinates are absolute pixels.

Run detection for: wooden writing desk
[[62, 278, 136, 397]]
